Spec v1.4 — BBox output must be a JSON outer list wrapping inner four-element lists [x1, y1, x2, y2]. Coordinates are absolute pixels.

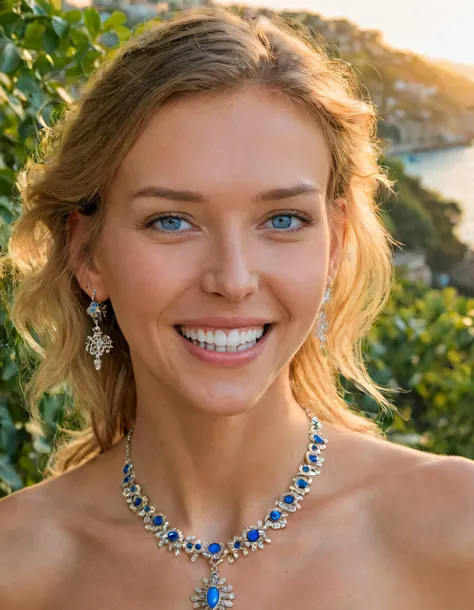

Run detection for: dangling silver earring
[[315, 277, 332, 350], [85, 288, 113, 370]]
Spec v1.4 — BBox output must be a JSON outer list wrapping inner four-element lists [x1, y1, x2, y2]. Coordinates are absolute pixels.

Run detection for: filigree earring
[[315, 277, 332, 350], [85, 289, 113, 370]]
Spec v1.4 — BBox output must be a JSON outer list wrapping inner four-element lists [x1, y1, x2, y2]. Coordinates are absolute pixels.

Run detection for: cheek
[[99, 231, 194, 325], [261, 249, 329, 337]]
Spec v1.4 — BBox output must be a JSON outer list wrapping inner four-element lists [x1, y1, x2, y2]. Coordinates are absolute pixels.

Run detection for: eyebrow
[[131, 181, 321, 204]]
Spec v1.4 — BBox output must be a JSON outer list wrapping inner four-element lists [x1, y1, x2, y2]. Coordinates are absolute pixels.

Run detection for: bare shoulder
[[343, 426, 474, 597], [0, 443, 125, 610], [0, 477, 77, 610], [325, 422, 474, 562], [380, 447, 474, 559]]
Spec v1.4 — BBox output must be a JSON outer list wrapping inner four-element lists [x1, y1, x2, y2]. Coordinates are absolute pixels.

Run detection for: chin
[[184, 388, 262, 418]]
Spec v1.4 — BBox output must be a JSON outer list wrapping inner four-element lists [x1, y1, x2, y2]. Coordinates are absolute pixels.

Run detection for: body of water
[[396, 145, 474, 247]]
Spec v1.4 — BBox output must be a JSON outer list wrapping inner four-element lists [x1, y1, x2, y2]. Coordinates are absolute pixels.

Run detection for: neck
[[128, 372, 311, 542]]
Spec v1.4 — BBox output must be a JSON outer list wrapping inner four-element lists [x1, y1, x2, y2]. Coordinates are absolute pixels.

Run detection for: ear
[[327, 197, 348, 283], [68, 210, 109, 302]]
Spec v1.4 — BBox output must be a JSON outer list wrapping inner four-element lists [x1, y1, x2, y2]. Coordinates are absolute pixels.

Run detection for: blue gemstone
[[313, 434, 324, 444], [208, 542, 221, 555], [284, 494, 294, 504], [130, 485, 137, 492], [152, 515, 163, 526], [206, 586, 220, 610], [123, 464, 130, 474], [123, 476, 130, 484], [144, 506, 151, 513], [186, 542, 194, 549], [270, 510, 281, 521], [133, 497, 142, 507], [309, 454, 318, 463], [168, 531, 179, 542], [302, 465, 310, 473], [296, 478, 308, 489], [234, 541, 241, 549], [311, 445, 318, 451], [247, 530, 260, 542], [195, 543, 202, 551]]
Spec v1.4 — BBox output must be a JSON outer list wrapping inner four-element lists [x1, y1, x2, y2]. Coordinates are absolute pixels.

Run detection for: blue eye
[[266, 214, 304, 231], [153, 216, 193, 232]]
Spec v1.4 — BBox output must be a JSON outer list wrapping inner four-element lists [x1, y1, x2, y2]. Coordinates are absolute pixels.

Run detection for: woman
[[0, 7, 473, 609]]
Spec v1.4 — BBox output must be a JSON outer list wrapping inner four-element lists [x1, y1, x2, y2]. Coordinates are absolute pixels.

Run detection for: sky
[[217, 0, 474, 65]]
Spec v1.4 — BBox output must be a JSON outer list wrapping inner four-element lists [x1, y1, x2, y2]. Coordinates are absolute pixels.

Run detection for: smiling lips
[[178, 325, 267, 351]]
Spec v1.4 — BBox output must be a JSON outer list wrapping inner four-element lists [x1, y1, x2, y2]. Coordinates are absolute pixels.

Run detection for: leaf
[[102, 10, 127, 31], [68, 26, 90, 50], [0, 405, 20, 457], [0, 358, 19, 381], [0, 42, 22, 74], [114, 25, 130, 42], [34, 0, 53, 15], [0, 454, 24, 490], [42, 24, 60, 54], [83, 7, 100, 40], [16, 68, 44, 107], [51, 15, 69, 38], [23, 20, 45, 50], [64, 10, 82, 24], [33, 50, 54, 76], [81, 49, 101, 74]]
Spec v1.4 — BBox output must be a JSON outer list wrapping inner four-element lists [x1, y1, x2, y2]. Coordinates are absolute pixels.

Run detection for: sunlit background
[[218, 0, 474, 65], [1, 0, 473, 495]]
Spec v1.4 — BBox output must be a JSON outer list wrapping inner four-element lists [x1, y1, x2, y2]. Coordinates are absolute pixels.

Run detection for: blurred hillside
[[82, 0, 474, 153], [429, 58, 474, 84]]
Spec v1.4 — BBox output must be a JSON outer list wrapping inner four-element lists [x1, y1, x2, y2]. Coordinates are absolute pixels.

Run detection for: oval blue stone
[[123, 476, 130, 484], [311, 445, 318, 451], [186, 542, 194, 549], [234, 541, 241, 549], [247, 530, 259, 542], [270, 510, 281, 521], [206, 586, 220, 609], [130, 485, 137, 493], [302, 465, 310, 473], [195, 543, 202, 551], [144, 506, 151, 513], [208, 542, 221, 555], [296, 478, 308, 489], [123, 464, 130, 474], [313, 434, 324, 444], [167, 531, 179, 542], [284, 494, 294, 504], [152, 515, 163, 526], [133, 497, 142, 506], [309, 454, 318, 463]]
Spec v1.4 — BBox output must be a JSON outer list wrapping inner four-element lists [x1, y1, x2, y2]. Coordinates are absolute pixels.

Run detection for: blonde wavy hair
[[2, 6, 400, 476]]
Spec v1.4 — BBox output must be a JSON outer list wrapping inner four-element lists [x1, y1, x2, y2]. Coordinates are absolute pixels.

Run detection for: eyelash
[[141, 210, 316, 236]]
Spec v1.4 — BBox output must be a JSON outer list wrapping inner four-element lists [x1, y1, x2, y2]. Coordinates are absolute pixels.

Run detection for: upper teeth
[[179, 326, 265, 347]]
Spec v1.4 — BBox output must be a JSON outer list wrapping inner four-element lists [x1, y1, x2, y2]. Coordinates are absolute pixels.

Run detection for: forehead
[[114, 87, 332, 198]]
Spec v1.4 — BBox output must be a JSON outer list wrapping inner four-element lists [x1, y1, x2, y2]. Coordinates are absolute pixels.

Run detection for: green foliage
[[0, 0, 142, 496], [346, 276, 474, 457], [0, 1, 472, 496]]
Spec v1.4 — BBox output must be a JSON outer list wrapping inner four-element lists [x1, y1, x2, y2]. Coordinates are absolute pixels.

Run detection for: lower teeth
[[192, 340, 257, 352]]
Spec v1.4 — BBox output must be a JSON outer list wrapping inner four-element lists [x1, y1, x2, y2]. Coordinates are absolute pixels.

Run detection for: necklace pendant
[[191, 566, 235, 609]]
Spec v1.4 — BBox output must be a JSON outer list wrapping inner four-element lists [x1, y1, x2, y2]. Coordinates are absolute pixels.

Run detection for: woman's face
[[74, 87, 344, 415]]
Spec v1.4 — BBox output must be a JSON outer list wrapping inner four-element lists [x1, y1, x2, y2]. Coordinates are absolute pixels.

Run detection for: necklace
[[121, 410, 328, 609]]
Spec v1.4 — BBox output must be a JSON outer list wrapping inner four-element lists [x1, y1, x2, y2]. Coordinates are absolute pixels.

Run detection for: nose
[[201, 230, 259, 302]]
